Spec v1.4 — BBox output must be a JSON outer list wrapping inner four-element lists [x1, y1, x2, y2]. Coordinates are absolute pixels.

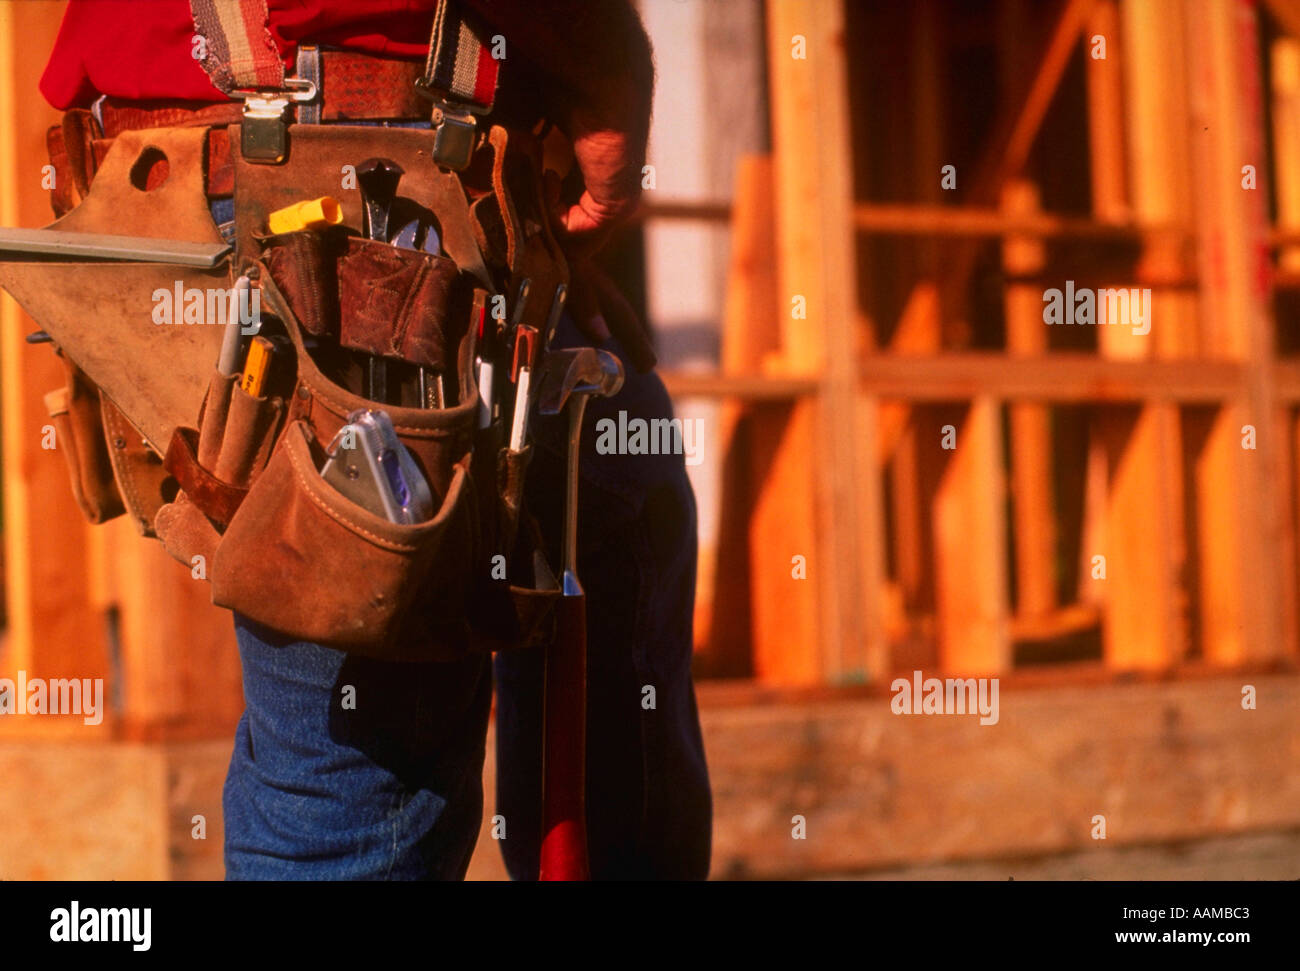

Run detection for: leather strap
[[295, 44, 323, 125], [164, 426, 249, 529], [96, 55, 431, 137], [420, 0, 499, 114], [190, 0, 284, 94]]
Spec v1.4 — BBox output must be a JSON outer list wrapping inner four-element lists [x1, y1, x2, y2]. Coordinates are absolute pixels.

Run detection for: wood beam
[[767, 0, 878, 682]]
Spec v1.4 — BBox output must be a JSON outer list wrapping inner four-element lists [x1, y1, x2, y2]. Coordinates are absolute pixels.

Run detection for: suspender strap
[[191, 0, 493, 168], [190, 0, 284, 94], [419, 0, 500, 114], [416, 0, 501, 170]]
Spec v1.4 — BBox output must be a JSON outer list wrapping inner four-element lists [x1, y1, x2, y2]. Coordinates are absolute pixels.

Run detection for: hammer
[[533, 347, 625, 881]]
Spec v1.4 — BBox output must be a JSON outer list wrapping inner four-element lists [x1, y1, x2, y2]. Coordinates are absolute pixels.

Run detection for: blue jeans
[[222, 313, 712, 879]]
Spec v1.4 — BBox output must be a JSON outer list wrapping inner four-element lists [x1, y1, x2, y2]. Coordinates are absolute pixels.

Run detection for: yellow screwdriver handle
[[267, 196, 344, 235]]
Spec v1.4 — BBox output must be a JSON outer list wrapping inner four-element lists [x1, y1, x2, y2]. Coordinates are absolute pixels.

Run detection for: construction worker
[[40, 0, 711, 880]]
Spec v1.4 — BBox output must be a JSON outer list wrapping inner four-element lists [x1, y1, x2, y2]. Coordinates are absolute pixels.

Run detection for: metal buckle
[[414, 82, 479, 171], [231, 79, 318, 165]]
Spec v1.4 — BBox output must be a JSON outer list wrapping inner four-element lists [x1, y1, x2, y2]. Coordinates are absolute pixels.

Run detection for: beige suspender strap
[[190, 0, 285, 94]]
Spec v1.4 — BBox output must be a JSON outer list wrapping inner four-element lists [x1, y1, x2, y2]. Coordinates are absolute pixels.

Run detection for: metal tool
[[356, 158, 405, 402], [218, 275, 253, 374], [0, 226, 229, 267], [533, 346, 625, 881], [320, 409, 434, 524], [542, 283, 568, 351], [475, 308, 495, 429], [507, 277, 532, 347], [356, 158, 404, 243], [391, 217, 442, 257]]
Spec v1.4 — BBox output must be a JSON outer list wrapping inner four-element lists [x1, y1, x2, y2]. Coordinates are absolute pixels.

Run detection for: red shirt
[[41, 0, 439, 109]]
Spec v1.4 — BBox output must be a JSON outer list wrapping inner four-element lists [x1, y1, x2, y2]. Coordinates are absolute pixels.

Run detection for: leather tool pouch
[[4, 115, 566, 660], [2, 125, 231, 535], [43, 352, 126, 524], [166, 123, 561, 660]]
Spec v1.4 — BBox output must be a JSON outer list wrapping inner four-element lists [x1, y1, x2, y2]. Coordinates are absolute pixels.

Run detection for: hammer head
[[535, 348, 624, 415]]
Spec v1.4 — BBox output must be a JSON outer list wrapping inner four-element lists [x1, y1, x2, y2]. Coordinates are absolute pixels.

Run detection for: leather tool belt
[[0, 47, 570, 661]]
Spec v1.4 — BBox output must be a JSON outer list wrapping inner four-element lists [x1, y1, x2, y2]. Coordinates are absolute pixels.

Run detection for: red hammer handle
[[539, 592, 590, 880]]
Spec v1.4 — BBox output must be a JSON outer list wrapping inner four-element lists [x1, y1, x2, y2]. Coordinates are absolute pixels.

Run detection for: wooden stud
[[766, 0, 876, 682], [1270, 37, 1300, 273], [1095, 403, 1187, 668], [930, 398, 1012, 675], [1185, 0, 1290, 663], [704, 155, 783, 676], [1002, 180, 1058, 618]]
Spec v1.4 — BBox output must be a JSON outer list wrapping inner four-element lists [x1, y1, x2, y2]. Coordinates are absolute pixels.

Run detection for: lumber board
[[767, 0, 870, 682], [1080, 0, 1129, 620], [925, 398, 1011, 674], [662, 356, 1262, 402], [1094, 404, 1186, 668], [702, 673, 1300, 878], [748, 402, 822, 685], [704, 155, 782, 676], [1186, 0, 1289, 663], [859, 355, 1243, 401], [1272, 37, 1300, 273], [853, 204, 1170, 241], [1003, 181, 1058, 617], [7, 671, 1300, 880]]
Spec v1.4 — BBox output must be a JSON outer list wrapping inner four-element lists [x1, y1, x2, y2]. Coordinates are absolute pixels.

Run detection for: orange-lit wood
[[1186, 0, 1291, 663], [0, 0, 110, 736], [766, 0, 875, 682], [1002, 181, 1057, 618], [930, 398, 1011, 675], [704, 155, 782, 676]]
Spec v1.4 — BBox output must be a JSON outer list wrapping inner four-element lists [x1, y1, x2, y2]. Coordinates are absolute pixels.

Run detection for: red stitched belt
[[96, 52, 430, 137]]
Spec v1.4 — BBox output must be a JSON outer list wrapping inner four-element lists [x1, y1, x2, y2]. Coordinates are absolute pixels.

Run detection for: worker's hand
[[557, 126, 640, 238], [546, 119, 656, 372]]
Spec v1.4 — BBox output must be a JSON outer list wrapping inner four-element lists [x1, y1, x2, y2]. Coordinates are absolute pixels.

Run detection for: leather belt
[[96, 52, 429, 138], [48, 52, 433, 212]]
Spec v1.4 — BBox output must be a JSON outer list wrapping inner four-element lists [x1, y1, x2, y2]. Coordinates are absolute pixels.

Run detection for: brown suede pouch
[[497, 444, 532, 556], [337, 239, 466, 371], [499, 450, 562, 652], [154, 493, 220, 571], [155, 368, 284, 566], [214, 383, 285, 487], [263, 230, 468, 373], [255, 271, 559, 657], [260, 228, 342, 338], [210, 421, 477, 657], [43, 356, 125, 525], [463, 436, 563, 653], [268, 271, 477, 501], [197, 371, 237, 471]]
